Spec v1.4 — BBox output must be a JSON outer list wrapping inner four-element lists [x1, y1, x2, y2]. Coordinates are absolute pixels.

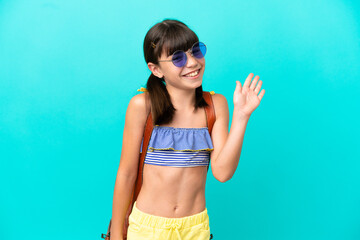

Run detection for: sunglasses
[[158, 41, 207, 67]]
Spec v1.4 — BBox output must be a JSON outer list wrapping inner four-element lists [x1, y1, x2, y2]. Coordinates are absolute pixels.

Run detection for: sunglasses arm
[[158, 60, 173, 62]]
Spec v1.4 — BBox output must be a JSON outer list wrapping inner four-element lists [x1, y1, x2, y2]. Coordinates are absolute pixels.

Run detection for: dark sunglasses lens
[[172, 51, 187, 67], [192, 42, 206, 59]]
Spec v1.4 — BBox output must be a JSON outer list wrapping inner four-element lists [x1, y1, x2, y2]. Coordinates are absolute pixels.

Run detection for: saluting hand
[[233, 73, 265, 118]]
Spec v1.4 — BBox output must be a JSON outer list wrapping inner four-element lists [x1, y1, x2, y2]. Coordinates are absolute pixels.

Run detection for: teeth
[[184, 70, 199, 77]]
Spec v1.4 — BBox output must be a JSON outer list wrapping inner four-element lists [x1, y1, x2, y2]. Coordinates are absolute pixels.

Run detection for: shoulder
[[126, 92, 151, 126], [210, 92, 227, 105], [209, 93, 229, 117], [129, 92, 150, 111]]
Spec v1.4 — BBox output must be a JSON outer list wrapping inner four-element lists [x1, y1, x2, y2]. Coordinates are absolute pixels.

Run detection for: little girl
[[110, 19, 265, 240]]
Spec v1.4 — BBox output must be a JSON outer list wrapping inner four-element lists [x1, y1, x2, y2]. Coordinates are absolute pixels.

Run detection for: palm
[[233, 73, 265, 117]]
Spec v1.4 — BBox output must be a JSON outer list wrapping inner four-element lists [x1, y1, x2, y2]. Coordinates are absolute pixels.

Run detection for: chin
[[192, 78, 204, 88]]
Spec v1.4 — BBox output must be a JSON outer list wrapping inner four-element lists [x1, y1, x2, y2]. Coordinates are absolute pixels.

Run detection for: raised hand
[[233, 73, 265, 118]]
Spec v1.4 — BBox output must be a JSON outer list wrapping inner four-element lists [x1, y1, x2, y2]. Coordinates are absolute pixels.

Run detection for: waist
[[130, 201, 209, 229], [136, 188, 206, 218]]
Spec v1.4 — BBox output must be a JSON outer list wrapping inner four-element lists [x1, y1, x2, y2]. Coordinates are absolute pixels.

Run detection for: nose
[[185, 51, 198, 68]]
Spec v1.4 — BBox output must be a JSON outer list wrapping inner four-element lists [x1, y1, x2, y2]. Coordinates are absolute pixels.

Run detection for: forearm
[[213, 112, 250, 182], [110, 172, 137, 240]]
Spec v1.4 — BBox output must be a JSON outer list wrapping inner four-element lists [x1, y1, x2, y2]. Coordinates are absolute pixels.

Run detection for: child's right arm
[[110, 93, 150, 240]]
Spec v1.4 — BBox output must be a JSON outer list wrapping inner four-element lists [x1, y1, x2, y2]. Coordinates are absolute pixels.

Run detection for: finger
[[258, 89, 265, 101], [254, 80, 262, 95], [250, 75, 260, 90], [243, 73, 254, 89], [236, 80, 242, 92]]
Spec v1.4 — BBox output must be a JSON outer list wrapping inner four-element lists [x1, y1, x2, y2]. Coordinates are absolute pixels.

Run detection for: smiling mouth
[[183, 68, 201, 77]]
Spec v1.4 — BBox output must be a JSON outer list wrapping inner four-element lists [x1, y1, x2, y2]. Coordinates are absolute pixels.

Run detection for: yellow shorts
[[127, 201, 212, 240]]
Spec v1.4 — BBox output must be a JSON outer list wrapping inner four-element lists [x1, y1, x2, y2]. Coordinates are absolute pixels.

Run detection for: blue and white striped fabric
[[140, 126, 214, 168], [145, 150, 211, 167]]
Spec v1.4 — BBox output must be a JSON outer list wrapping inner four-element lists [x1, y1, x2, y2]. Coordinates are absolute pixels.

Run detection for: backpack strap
[[136, 111, 153, 198], [203, 91, 216, 136], [202, 91, 216, 172]]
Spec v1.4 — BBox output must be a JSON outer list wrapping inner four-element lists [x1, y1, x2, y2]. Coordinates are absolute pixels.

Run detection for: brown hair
[[143, 19, 209, 125]]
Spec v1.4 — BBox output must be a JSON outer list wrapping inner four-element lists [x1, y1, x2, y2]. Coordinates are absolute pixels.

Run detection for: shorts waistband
[[130, 201, 209, 229]]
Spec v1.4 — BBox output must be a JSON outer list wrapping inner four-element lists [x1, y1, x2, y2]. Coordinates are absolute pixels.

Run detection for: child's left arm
[[210, 73, 265, 182]]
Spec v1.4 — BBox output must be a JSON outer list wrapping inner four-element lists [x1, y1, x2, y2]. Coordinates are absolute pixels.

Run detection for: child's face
[[153, 47, 206, 91]]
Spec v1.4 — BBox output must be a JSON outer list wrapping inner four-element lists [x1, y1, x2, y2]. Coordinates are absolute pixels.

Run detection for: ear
[[147, 62, 164, 79]]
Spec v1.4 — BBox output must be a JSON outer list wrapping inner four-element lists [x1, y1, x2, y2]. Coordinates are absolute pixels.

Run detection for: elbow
[[219, 177, 230, 183], [215, 174, 231, 183], [217, 178, 227, 183], [212, 163, 231, 183]]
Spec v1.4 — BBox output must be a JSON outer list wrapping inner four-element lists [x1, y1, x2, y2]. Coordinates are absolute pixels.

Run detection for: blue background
[[1, 0, 359, 239]]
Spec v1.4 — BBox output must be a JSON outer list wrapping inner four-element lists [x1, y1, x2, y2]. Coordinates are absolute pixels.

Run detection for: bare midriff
[[135, 163, 208, 218]]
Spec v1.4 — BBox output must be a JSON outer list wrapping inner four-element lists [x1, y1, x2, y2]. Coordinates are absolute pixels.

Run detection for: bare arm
[[210, 74, 265, 182], [110, 174, 136, 240], [210, 96, 250, 182], [110, 93, 150, 240]]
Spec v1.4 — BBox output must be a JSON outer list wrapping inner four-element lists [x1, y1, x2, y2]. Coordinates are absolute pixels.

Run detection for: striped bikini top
[[140, 125, 214, 168]]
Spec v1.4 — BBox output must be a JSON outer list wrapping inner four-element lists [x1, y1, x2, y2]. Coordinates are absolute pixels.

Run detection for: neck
[[165, 85, 196, 111]]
